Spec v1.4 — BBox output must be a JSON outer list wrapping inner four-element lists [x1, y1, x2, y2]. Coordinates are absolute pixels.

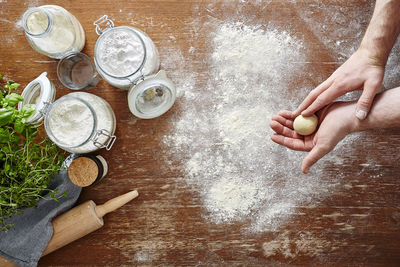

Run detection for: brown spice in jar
[[68, 157, 99, 187]]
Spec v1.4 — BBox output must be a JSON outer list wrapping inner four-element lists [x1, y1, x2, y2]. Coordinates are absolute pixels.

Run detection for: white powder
[[95, 27, 160, 89], [69, 92, 116, 154], [204, 177, 263, 222], [161, 18, 357, 233], [26, 11, 48, 34], [160, 1, 398, 233], [47, 92, 116, 154], [97, 29, 145, 77], [48, 98, 93, 147], [23, 5, 85, 58]]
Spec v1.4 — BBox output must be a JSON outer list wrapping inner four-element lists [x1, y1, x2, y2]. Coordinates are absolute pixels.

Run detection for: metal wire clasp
[[127, 70, 146, 86], [39, 101, 51, 115], [94, 15, 114, 35], [91, 129, 116, 150]]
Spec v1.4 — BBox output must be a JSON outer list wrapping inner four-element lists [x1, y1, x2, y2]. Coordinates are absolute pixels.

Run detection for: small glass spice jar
[[93, 15, 176, 119], [22, 5, 85, 59], [19, 73, 117, 154]]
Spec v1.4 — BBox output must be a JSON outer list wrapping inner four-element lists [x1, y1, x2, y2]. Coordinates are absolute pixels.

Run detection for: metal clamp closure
[[39, 101, 51, 116], [94, 15, 114, 35], [91, 129, 116, 150], [127, 69, 146, 86], [129, 75, 146, 86]]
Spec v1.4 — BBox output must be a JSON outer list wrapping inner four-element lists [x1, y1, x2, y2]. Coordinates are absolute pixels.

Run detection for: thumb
[[355, 80, 381, 120], [301, 144, 330, 174]]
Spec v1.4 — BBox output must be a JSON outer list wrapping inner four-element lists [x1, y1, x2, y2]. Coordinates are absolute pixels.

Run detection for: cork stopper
[[68, 156, 99, 187]]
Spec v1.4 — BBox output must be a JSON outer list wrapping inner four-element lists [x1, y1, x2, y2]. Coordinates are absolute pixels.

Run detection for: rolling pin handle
[[95, 190, 139, 218]]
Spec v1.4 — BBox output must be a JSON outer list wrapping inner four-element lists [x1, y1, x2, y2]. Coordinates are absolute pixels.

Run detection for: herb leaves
[[0, 75, 64, 230]]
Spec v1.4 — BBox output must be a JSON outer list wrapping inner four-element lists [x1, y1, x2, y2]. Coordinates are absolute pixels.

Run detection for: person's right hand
[[293, 48, 385, 120]]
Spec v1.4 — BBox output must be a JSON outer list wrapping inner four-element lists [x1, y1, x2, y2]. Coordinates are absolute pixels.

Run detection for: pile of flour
[[160, 1, 399, 232], [161, 21, 345, 232]]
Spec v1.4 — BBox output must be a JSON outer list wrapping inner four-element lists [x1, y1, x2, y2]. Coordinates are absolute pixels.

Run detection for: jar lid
[[94, 25, 146, 79], [63, 154, 108, 186], [128, 70, 176, 119], [68, 156, 100, 187], [18, 72, 56, 124]]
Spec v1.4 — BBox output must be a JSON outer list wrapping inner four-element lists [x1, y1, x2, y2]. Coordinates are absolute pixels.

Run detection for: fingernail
[[355, 109, 367, 120]]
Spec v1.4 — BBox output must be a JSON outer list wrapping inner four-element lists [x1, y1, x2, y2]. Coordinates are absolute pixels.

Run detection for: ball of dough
[[293, 114, 318, 136]]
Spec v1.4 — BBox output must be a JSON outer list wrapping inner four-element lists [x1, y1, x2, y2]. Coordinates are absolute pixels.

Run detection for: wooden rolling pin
[[0, 190, 139, 267]]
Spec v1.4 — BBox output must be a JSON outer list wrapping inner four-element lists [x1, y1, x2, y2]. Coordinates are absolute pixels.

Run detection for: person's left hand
[[269, 101, 357, 173]]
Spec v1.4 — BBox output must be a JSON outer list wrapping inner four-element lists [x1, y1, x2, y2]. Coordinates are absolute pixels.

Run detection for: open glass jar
[[93, 15, 160, 89], [22, 5, 85, 59], [19, 73, 116, 154], [93, 15, 176, 119]]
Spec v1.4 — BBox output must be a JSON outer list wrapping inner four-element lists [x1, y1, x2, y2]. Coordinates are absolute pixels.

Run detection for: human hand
[[293, 48, 385, 120], [270, 101, 356, 173]]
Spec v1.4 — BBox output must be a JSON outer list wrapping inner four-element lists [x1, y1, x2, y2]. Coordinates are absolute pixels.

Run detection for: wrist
[[343, 102, 362, 134], [357, 45, 388, 68]]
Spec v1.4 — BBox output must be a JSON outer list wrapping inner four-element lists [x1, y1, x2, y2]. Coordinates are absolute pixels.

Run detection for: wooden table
[[1, 0, 400, 266]]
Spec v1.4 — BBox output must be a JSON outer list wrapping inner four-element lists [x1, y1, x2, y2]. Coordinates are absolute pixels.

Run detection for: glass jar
[[63, 154, 109, 187], [93, 15, 176, 119], [93, 15, 160, 89], [22, 5, 85, 59], [19, 73, 116, 154]]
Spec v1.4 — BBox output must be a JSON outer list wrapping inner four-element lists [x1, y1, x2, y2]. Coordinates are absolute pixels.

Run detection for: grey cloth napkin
[[0, 170, 81, 267]]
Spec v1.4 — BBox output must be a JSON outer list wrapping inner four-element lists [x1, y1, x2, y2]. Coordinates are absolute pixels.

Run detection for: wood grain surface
[[1, 0, 400, 266]]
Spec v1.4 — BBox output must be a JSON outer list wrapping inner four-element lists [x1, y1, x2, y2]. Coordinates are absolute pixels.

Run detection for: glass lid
[[18, 72, 56, 124], [128, 70, 176, 119], [94, 26, 146, 79]]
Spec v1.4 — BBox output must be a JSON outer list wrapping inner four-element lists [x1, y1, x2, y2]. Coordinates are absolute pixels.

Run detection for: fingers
[[301, 82, 347, 116], [301, 144, 331, 174], [270, 134, 309, 151], [293, 79, 334, 117], [278, 110, 295, 120], [271, 113, 294, 129], [355, 79, 381, 120], [270, 111, 308, 151], [270, 120, 299, 138]]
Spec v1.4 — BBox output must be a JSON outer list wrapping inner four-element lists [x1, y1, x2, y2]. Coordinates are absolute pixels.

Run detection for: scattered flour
[[262, 231, 342, 258], [159, 0, 397, 233], [161, 19, 345, 232], [204, 177, 262, 222], [134, 251, 152, 263]]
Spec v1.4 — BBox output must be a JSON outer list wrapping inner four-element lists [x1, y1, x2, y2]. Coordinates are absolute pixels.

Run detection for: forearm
[[352, 87, 400, 132], [359, 0, 400, 66]]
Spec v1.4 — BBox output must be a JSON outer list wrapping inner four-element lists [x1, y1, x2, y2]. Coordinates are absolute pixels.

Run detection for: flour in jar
[[97, 28, 145, 77], [47, 97, 94, 147], [47, 92, 116, 154], [22, 5, 85, 58]]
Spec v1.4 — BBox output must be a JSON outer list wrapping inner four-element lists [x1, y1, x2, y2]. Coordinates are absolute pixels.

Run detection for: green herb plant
[[0, 74, 65, 230]]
